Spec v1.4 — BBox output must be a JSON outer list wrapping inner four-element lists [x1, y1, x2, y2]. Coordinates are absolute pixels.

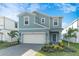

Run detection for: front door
[[52, 34, 57, 43]]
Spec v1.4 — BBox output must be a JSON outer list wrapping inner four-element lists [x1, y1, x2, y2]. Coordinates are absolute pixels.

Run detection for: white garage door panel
[[23, 32, 46, 44]]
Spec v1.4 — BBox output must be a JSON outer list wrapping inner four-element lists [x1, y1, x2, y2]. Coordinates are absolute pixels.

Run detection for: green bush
[[41, 46, 49, 52], [49, 42, 52, 45], [0, 40, 6, 43], [53, 44, 60, 50], [41, 41, 66, 52], [50, 45, 54, 48], [58, 40, 64, 47]]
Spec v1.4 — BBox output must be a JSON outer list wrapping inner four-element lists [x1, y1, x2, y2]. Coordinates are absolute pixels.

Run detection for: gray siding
[[34, 13, 50, 27], [50, 17, 62, 29], [19, 29, 48, 32], [19, 12, 62, 30], [19, 13, 45, 29]]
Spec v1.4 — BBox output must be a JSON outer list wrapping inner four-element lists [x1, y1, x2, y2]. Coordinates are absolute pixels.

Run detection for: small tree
[[64, 34, 68, 46], [8, 30, 19, 43], [64, 28, 78, 47]]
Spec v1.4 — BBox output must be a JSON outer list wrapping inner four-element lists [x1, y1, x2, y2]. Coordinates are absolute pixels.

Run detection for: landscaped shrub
[[41, 44, 64, 52], [58, 41, 64, 47], [41, 43, 66, 52], [49, 42, 52, 45], [0, 40, 6, 43], [50, 45, 54, 48], [41, 46, 49, 52], [41, 41, 76, 53], [17, 38, 20, 44], [9, 41, 19, 46], [53, 44, 60, 50]]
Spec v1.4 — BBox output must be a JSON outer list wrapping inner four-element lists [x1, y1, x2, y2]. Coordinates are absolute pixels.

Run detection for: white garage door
[[23, 32, 46, 44]]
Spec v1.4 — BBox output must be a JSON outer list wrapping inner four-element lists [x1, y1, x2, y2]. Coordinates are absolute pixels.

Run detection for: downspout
[[49, 17, 51, 44], [18, 17, 21, 44]]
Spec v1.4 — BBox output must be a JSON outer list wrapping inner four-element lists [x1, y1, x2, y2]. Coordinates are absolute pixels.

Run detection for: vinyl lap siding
[[34, 15, 49, 27], [0, 17, 4, 25], [19, 14, 45, 29], [5, 18, 17, 30], [0, 17, 4, 29], [50, 17, 62, 29]]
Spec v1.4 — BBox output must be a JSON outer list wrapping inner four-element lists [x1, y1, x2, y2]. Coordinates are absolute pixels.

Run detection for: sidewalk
[[22, 49, 37, 56]]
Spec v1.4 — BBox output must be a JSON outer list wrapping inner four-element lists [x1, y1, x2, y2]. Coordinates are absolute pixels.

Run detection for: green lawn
[[0, 41, 19, 49], [36, 41, 79, 56]]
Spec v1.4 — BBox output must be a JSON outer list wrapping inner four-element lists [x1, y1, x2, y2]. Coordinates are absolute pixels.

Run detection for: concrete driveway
[[0, 44, 42, 56]]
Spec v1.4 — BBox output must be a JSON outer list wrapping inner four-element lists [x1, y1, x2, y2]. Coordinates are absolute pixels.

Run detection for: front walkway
[[0, 44, 42, 56], [22, 49, 37, 56]]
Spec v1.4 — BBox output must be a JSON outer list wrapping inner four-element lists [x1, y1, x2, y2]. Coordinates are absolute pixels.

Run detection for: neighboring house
[[62, 18, 79, 43], [0, 16, 18, 42], [18, 11, 63, 44]]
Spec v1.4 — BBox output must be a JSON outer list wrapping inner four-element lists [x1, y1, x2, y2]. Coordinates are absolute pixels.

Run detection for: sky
[[0, 3, 78, 28]]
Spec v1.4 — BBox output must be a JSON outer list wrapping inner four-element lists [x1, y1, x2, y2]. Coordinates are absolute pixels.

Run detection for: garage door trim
[[22, 32, 46, 44]]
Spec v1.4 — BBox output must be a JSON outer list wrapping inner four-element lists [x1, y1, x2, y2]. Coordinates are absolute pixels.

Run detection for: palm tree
[[8, 30, 19, 43], [64, 28, 78, 47]]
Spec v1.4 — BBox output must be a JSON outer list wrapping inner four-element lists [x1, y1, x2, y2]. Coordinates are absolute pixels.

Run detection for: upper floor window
[[15, 22, 17, 28], [41, 18, 45, 24], [24, 16, 29, 25], [53, 19, 58, 26]]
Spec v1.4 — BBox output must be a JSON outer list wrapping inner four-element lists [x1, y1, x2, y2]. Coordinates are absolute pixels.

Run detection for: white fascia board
[[19, 28, 48, 30]]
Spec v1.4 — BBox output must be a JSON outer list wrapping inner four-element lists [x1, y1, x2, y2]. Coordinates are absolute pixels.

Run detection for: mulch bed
[[41, 46, 76, 53]]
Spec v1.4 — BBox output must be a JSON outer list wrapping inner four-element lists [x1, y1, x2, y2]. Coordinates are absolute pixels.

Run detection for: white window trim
[[41, 18, 45, 24], [53, 18, 59, 26], [24, 16, 29, 26]]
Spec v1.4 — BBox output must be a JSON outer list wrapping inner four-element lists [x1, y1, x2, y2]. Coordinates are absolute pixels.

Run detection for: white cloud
[[0, 4, 22, 21], [54, 3, 77, 13], [27, 3, 48, 12], [0, 4, 31, 21], [1, 3, 77, 22], [0, 3, 47, 21], [27, 4, 40, 11]]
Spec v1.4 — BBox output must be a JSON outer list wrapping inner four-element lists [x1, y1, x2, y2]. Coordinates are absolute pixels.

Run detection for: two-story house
[[62, 18, 79, 43], [18, 11, 63, 44], [0, 16, 18, 42]]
